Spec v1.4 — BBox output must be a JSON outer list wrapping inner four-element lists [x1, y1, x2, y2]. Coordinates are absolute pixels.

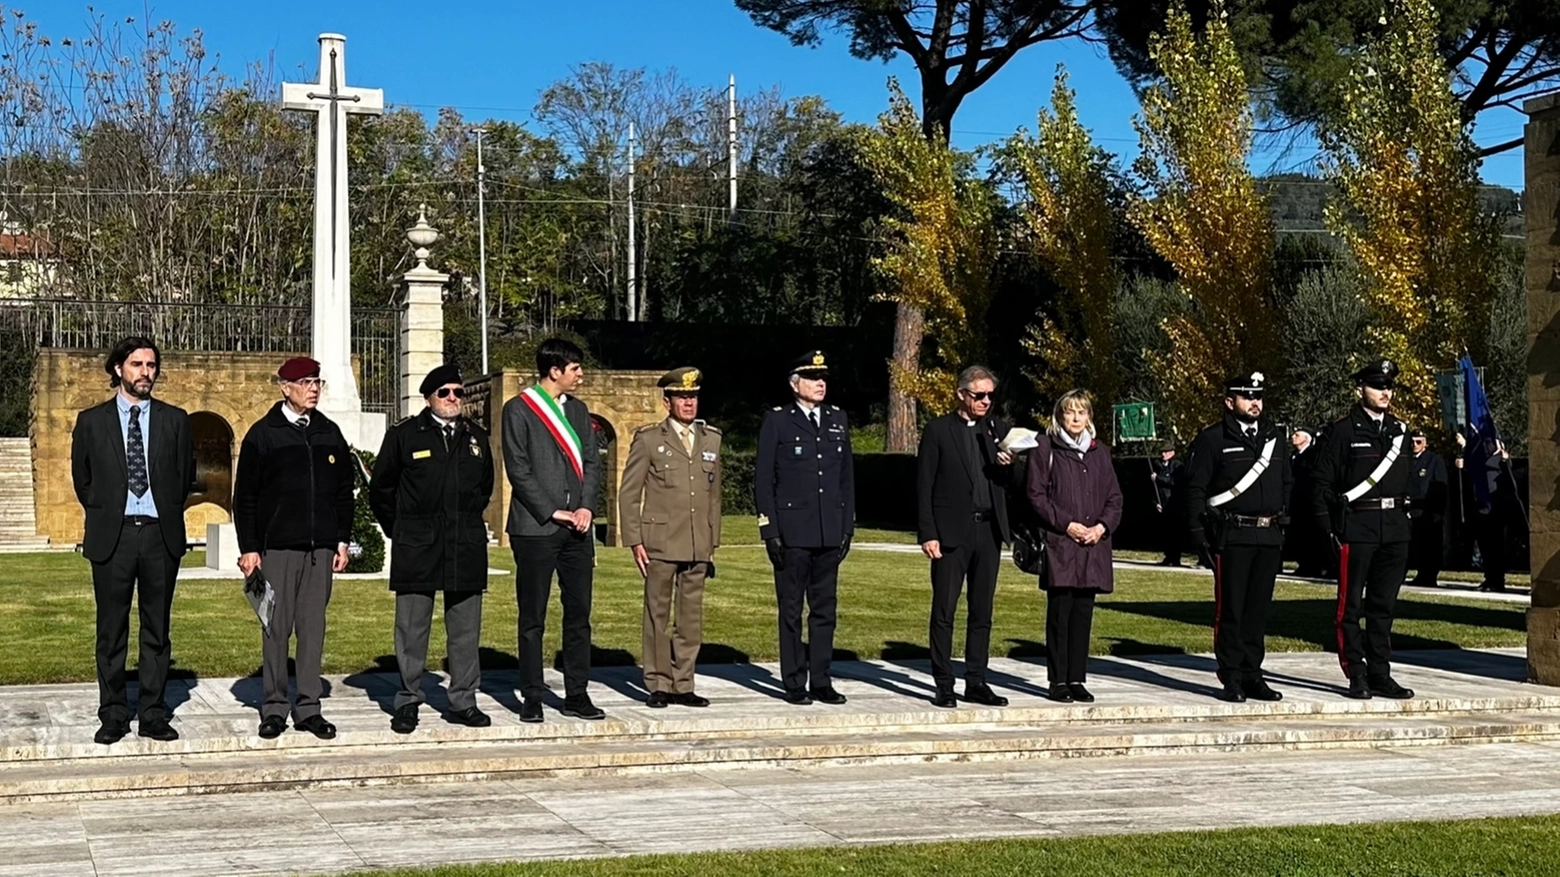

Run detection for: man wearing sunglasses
[[370, 364, 495, 734], [915, 365, 1014, 709]]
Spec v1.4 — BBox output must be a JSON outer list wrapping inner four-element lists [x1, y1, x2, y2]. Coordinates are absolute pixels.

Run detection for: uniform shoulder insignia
[[391, 415, 413, 427], [701, 423, 722, 434], [634, 424, 657, 435], [772, 406, 784, 411], [829, 405, 840, 411]]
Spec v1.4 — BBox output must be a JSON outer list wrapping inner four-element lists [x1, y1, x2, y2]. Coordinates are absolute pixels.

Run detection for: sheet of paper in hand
[[243, 568, 276, 634]]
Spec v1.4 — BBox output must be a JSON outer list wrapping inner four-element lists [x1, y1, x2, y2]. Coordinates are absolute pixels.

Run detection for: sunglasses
[[963, 390, 993, 402], [435, 387, 466, 399]]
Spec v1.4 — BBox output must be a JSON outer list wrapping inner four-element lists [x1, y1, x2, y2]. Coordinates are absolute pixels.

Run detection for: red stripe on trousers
[[1334, 542, 1351, 677], [1212, 553, 1224, 683]]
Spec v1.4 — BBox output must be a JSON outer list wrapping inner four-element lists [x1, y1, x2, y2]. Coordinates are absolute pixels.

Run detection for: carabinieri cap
[[658, 366, 702, 394]]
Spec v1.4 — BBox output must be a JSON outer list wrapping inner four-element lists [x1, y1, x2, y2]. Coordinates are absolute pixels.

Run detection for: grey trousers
[[260, 548, 335, 721], [394, 590, 484, 710]]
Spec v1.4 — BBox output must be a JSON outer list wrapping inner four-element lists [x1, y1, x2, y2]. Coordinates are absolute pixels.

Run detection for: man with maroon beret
[[233, 356, 356, 740]]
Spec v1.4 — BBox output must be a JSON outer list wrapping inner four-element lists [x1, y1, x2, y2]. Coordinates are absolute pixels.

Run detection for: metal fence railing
[[0, 299, 401, 419]]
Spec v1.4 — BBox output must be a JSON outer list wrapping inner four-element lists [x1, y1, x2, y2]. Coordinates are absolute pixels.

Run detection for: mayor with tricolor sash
[[502, 337, 605, 723]]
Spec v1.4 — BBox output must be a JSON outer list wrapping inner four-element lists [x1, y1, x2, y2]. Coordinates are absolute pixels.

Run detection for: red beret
[[278, 356, 321, 382]]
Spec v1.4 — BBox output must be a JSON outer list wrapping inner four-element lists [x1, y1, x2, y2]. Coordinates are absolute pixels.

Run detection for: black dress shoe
[[445, 706, 491, 727], [1344, 678, 1373, 700], [1067, 683, 1095, 703], [931, 690, 958, 708], [519, 697, 544, 723], [810, 686, 847, 705], [295, 715, 337, 740], [94, 719, 130, 745], [782, 689, 814, 705], [390, 704, 419, 734], [1368, 676, 1414, 699], [1047, 683, 1074, 703], [1242, 680, 1284, 702], [258, 715, 286, 738], [562, 696, 606, 720], [1217, 683, 1247, 703], [671, 692, 710, 708], [963, 683, 1009, 707], [137, 718, 179, 741], [646, 691, 671, 709], [1478, 583, 1507, 593]]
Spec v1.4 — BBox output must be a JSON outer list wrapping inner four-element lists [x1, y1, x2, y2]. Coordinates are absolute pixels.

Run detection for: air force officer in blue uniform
[[754, 351, 855, 706]]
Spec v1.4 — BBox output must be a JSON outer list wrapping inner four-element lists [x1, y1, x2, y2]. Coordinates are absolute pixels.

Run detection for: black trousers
[[928, 519, 1000, 689], [90, 519, 177, 723], [1212, 543, 1281, 683], [774, 546, 841, 692], [1408, 515, 1445, 586], [1335, 540, 1409, 679], [512, 528, 594, 700], [1045, 589, 1098, 684], [1158, 509, 1183, 564], [1473, 511, 1507, 589]]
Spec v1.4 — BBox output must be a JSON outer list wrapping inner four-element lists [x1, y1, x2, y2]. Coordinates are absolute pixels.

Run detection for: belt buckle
[[1381, 498, 1396, 509], [1256, 517, 1270, 528]]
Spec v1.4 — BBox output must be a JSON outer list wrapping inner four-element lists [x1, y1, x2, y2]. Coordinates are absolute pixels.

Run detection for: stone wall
[[1527, 93, 1560, 684], [464, 369, 665, 548], [32, 348, 308, 547]]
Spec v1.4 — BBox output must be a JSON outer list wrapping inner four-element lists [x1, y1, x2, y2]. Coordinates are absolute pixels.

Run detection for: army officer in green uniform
[[619, 367, 722, 708]]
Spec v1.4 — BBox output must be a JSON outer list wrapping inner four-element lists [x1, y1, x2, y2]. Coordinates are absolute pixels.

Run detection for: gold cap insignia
[[682, 369, 700, 389], [811, 353, 824, 366]]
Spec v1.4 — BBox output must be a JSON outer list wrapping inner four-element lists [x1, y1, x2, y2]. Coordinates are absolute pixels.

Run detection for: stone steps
[[0, 646, 1546, 804], [0, 438, 43, 549], [3, 707, 1559, 804]]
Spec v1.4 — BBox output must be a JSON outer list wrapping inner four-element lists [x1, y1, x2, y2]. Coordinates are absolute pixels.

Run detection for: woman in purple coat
[[1026, 390, 1124, 703]]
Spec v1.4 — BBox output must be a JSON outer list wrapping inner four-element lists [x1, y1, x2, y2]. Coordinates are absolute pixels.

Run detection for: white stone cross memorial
[[282, 33, 386, 450]]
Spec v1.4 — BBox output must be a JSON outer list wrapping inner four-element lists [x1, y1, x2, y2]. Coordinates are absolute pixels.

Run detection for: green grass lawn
[[0, 519, 1522, 684], [354, 815, 1560, 876]]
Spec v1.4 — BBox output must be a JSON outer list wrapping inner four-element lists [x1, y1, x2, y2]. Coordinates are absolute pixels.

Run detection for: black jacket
[[1151, 457, 1183, 508], [754, 403, 855, 549], [1183, 413, 1292, 548], [1409, 449, 1449, 519], [916, 412, 1013, 548], [1312, 405, 1415, 544], [371, 410, 495, 592], [233, 402, 356, 553], [70, 397, 196, 562]]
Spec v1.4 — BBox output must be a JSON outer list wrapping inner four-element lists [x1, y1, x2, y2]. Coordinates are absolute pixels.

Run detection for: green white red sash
[[520, 385, 583, 482]]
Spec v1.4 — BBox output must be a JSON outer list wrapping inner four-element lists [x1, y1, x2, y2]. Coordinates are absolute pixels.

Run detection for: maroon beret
[[277, 356, 321, 382]]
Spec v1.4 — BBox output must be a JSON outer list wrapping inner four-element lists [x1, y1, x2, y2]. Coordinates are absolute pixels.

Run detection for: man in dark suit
[[502, 337, 605, 723], [754, 350, 855, 706], [70, 336, 195, 745], [1151, 440, 1185, 566], [916, 365, 1013, 709], [1406, 429, 1449, 589]]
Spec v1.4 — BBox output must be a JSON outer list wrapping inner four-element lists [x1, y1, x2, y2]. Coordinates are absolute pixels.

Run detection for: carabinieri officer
[[1312, 358, 1416, 700], [754, 350, 856, 706], [1183, 372, 1291, 703]]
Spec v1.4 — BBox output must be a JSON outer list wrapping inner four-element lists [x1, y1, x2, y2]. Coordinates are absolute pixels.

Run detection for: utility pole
[[727, 75, 737, 219], [626, 122, 637, 322], [471, 127, 490, 375]]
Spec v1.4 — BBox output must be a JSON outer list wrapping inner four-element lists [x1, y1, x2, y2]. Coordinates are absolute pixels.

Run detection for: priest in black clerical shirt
[[915, 365, 1014, 710]]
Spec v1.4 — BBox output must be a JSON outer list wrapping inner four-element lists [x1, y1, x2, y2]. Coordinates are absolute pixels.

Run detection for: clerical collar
[[282, 402, 310, 422]]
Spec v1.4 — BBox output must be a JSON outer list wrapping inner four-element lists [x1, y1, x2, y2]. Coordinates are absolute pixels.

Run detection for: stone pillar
[[397, 205, 448, 419], [1525, 92, 1560, 684]]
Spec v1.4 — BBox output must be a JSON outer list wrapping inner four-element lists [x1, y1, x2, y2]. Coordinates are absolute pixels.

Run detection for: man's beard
[[1234, 409, 1259, 424], [125, 379, 153, 400]]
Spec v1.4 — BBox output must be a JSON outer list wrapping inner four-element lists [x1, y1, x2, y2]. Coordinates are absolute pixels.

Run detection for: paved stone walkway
[[4, 739, 1560, 876]]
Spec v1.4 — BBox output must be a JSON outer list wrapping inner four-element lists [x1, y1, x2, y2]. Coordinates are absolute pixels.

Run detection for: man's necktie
[[126, 405, 148, 498], [809, 410, 819, 431], [681, 426, 695, 456], [295, 415, 309, 429], [443, 423, 455, 451]]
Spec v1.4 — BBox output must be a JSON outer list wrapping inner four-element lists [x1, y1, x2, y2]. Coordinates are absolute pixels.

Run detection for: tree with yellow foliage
[[1317, 0, 1500, 431], [1128, 0, 1278, 441], [860, 80, 1000, 415], [1009, 68, 1121, 417]]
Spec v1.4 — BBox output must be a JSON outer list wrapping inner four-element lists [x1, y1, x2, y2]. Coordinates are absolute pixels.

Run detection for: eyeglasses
[[962, 390, 993, 401], [435, 387, 466, 399], [288, 378, 327, 389]]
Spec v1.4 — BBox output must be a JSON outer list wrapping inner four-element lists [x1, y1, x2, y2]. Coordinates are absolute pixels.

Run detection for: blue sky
[[25, 0, 1528, 189]]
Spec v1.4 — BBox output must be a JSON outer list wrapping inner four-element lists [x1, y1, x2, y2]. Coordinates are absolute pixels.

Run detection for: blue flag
[[1460, 355, 1499, 508]]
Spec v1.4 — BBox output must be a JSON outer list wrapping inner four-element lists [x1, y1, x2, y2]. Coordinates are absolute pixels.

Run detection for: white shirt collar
[[431, 413, 452, 429], [282, 402, 309, 422], [1363, 408, 1385, 423]]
